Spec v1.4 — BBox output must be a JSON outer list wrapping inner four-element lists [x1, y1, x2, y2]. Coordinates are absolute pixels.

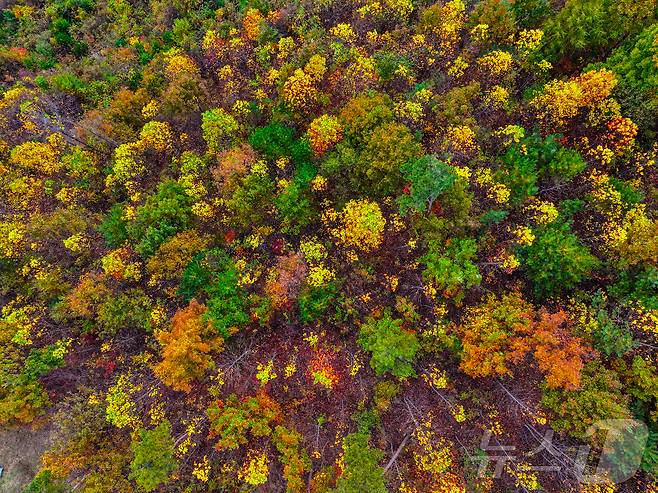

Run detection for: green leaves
[[332, 430, 387, 493], [397, 155, 456, 216], [207, 393, 281, 450], [179, 249, 250, 338], [518, 221, 600, 298], [421, 238, 481, 302], [201, 108, 239, 153], [129, 420, 177, 492], [541, 362, 630, 440], [358, 311, 419, 379], [128, 181, 194, 257]]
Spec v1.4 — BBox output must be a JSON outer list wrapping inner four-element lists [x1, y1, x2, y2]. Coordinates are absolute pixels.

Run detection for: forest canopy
[[1, 0, 658, 492]]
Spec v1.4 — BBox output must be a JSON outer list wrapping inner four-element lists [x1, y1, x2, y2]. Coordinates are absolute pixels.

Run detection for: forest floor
[[0, 423, 51, 493]]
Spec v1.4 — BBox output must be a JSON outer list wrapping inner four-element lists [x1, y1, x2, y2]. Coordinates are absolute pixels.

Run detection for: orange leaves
[[458, 292, 534, 378], [264, 252, 307, 310], [242, 9, 264, 41], [154, 300, 223, 392], [606, 116, 638, 152], [458, 293, 590, 389], [307, 115, 343, 156], [307, 350, 340, 390], [533, 310, 588, 391]]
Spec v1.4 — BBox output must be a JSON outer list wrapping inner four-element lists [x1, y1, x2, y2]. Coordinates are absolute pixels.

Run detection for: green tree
[[421, 238, 481, 302], [207, 392, 281, 450], [201, 108, 239, 154], [541, 362, 630, 440], [129, 420, 177, 492], [358, 311, 419, 379], [519, 222, 600, 298], [397, 155, 456, 216], [601, 23, 658, 138], [543, 0, 656, 63], [332, 430, 386, 493], [128, 181, 194, 257]]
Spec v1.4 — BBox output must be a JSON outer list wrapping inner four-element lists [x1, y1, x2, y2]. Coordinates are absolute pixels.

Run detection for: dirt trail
[[0, 424, 51, 493]]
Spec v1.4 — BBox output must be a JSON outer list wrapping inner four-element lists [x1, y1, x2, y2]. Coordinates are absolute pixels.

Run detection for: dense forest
[[1, 0, 658, 491]]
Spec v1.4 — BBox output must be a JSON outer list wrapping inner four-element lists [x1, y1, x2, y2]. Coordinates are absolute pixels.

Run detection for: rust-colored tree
[[154, 300, 223, 392]]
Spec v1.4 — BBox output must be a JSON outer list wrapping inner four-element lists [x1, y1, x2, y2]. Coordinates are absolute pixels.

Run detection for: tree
[[355, 122, 423, 196], [421, 237, 481, 302], [518, 221, 600, 298], [332, 428, 386, 493], [327, 199, 386, 253], [543, 0, 655, 63], [129, 420, 177, 492], [128, 180, 195, 258], [602, 23, 658, 137], [541, 362, 631, 440], [154, 300, 223, 392], [205, 260, 250, 338], [358, 310, 419, 379], [207, 392, 281, 450], [308, 114, 343, 156], [529, 310, 588, 390], [397, 155, 456, 216], [339, 91, 394, 145], [459, 294, 589, 389], [273, 426, 311, 493], [202, 108, 239, 154], [96, 289, 152, 337], [458, 292, 534, 379]]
